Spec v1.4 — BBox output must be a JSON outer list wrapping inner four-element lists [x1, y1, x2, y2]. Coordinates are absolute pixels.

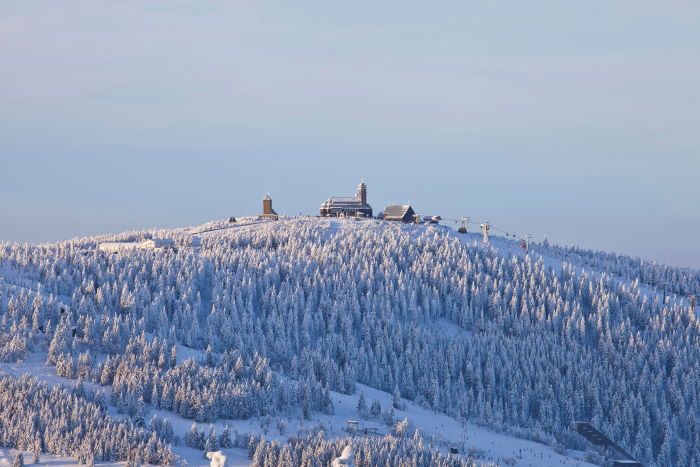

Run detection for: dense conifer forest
[[0, 218, 698, 465]]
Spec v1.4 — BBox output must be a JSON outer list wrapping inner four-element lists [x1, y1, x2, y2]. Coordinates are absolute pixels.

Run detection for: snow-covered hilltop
[[0, 217, 698, 467]]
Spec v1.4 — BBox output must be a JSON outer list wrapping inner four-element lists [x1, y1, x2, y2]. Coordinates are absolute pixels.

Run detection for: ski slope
[[0, 350, 594, 467]]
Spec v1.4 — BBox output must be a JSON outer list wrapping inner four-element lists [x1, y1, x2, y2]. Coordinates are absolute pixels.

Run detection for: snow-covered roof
[[98, 242, 137, 248], [329, 197, 360, 203], [321, 197, 371, 209], [383, 205, 414, 220], [99, 238, 175, 252]]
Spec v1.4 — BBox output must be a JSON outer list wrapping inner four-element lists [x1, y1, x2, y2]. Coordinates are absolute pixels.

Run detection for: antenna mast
[[525, 234, 532, 254]]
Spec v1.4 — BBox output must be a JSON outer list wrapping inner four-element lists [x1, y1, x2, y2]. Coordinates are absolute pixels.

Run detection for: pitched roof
[[383, 205, 414, 219], [320, 197, 371, 209], [328, 197, 360, 203]]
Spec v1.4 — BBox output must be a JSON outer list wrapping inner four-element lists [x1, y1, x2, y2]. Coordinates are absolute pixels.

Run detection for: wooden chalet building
[[382, 205, 416, 222]]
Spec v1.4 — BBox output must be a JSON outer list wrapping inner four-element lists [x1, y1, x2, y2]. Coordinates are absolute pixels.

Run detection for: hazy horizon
[[1, 1, 699, 268]]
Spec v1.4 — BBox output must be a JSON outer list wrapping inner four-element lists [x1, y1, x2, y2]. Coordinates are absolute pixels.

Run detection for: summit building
[[320, 180, 373, 218]]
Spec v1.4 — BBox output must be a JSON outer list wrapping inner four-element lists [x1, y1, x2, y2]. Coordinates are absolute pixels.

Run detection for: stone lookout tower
[[259, 193, 279, 219]]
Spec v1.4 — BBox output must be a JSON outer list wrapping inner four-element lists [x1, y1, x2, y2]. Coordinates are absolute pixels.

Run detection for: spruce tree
[[392, 386, 402, 410], [185, 423, 202, 450], [219, 425, 232, 449], [357, 391, 367, 418], [33, 440, 41, 464], [247, 434, 257, 460], [370, 399, 381, 418], [204, 426, 219, 453]]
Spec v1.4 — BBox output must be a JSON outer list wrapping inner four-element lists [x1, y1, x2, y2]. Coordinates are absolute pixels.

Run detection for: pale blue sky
[[1, 1, 699, 267]]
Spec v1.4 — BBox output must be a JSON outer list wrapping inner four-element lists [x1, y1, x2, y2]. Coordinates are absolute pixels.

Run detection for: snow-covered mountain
[[0, 217, 698, 467]]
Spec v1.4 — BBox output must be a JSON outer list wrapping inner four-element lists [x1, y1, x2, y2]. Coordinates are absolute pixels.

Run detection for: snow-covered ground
[[0, 348, 594, 467], [446, 225, 691, 310], [0, 449, 122, 467], [279, 382, 594, 467], [2, 216, 696, 466], [0, 219, 624, 467], [0, 447, 249, 467]]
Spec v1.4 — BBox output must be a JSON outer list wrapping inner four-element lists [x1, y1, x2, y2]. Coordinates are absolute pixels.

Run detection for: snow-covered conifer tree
[[357, 391, 367, 418]]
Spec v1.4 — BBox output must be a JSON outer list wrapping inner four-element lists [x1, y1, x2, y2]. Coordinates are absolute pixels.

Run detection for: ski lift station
[[344, 420, 381, 437]]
